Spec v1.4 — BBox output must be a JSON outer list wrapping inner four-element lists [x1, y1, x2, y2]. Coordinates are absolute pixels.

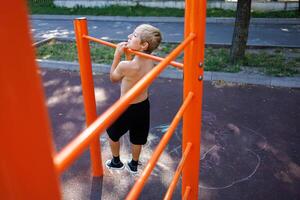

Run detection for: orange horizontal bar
[[126, 48, 183, 69], [84, 35, 117, 48], [183, 186, 191, 200], [164, 142, 192, 200], [83, 35, 184, 69], [54, 33, 195, 173], [125, 92, 194, 200]]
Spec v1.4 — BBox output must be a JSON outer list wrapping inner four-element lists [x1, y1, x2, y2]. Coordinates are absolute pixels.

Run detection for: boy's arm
[[110, 42, 127, 83], [110, 54, 122, 82], [110, 60, 132, 83]]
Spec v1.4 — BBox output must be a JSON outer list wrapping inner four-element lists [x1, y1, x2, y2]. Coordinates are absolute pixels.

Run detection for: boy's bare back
[[119, 57, 153, 104]]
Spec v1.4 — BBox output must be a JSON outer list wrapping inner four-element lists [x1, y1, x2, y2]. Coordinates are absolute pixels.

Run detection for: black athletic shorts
[[106, 98, 150, 145]]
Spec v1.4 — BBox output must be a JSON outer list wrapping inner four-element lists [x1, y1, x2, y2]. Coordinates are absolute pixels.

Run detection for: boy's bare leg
[[131, 144, 142, 161], [109, 138, 120, 157]]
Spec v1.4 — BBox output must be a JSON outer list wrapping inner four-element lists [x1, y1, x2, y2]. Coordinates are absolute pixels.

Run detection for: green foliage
[[90, 43, 115, 64], [204, 48, 240, 72], [252, 10, 300, 18], [155, 43, 179, 58], [36, 41, 115, 63], [37, 41, 77, 61], [207, 8, 236, 17], [243, 51, 299, 76], [36, 41, 300, 77], [28, 0, 54, 7], [28, 3, 300, 18], [29, 4, 184, 17]]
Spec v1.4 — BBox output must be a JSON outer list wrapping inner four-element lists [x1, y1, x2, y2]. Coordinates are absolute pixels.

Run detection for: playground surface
[[41, 67, 300, 200]]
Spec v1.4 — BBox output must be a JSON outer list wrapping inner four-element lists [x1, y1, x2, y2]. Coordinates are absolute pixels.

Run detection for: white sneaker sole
[[105, 160, 125, 170], [125, 162, 138, 174]]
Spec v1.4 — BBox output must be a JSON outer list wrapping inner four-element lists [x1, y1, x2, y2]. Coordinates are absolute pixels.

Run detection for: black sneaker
[[125, 161, 138, 174], [105, 159, 124, 170]]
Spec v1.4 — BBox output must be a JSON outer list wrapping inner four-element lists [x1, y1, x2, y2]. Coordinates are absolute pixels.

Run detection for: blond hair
[[136, 24, 162, 53]]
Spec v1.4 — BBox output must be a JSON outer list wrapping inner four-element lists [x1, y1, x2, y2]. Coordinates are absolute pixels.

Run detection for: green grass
[[204, 48, 241, 73], [242, 51, 299, 76], [36, 41, 300, 77], [28, 3, 184, 17], [28, 2, 300, 18], [252, 10, 300, 18], [37, 41, 115, 63]]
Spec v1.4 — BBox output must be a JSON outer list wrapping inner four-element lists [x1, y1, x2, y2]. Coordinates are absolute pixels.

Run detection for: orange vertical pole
[[0, 1, 61, 199], [74, 18, 103, 176], [182, 0, 206, 199]]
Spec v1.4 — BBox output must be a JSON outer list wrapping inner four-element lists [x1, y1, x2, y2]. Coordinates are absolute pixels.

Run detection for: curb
[[30, 15, 300, 25], [37, 59, 300, 88]]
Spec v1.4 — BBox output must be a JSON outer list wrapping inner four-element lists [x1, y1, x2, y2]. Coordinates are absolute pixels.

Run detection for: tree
[[230, 0, 252, 64]]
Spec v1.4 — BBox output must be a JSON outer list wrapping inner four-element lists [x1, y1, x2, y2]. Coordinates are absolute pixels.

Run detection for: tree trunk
[[230, 0, 252, 64]]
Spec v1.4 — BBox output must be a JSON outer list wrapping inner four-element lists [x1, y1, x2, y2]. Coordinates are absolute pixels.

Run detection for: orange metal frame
[[1, 0, 206, 199]]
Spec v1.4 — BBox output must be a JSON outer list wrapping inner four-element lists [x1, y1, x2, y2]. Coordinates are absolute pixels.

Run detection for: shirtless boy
[[105, 24, 162, 173]]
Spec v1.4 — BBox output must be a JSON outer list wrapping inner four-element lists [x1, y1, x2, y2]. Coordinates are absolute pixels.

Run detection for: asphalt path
[[30, 17, 300, 47]]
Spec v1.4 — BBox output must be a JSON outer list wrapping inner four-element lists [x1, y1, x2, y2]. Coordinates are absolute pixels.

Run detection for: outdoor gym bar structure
[[0, 0, 206, 199]]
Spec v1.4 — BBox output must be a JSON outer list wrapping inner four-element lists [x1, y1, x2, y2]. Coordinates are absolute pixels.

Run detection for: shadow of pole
[[90, 176, 103, 200]]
